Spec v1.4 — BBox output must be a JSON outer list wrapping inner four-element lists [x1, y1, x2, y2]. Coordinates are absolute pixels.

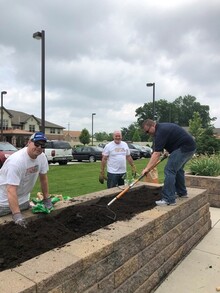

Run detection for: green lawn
[[31, 158, 168, 199]]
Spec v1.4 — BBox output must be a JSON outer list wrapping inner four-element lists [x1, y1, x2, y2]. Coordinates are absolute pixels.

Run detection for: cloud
[[0, 0, 220, 133]]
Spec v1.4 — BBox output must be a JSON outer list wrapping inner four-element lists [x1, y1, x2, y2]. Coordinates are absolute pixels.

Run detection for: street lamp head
[[1, 91, 7, 95], [146, 83, 155, 87], [92, 113, 96, 116], [33, 31, 42, 40]]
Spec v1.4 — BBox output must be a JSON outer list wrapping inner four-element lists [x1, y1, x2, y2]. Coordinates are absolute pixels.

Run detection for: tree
[[196, 132, 220, 155], [94, 132, 109, 142], [121, 122, 143, 142], [189, 112, 205, 141], [173, 95, 212, 127], [79, 128, 90, 145], [188, 113, 220, 155], [135, 95, 213, 127], [132, 129, 141, 142]]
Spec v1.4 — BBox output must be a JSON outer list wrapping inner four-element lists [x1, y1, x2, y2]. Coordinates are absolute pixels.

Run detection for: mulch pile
[[0, 186, 161, 272]]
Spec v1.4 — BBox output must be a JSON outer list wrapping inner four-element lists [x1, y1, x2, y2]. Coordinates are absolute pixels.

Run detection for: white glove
[[12, 212, 27, 228], [43, 198, 53, 209]]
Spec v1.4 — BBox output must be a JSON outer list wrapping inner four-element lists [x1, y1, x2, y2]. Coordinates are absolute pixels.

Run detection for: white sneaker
[[155, 199, 176, 206]]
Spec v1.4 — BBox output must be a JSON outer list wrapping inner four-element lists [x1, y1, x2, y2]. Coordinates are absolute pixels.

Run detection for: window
[[50, 128, 55, 134], [3, 119, 9, 130], [29, 125, 35, 132]]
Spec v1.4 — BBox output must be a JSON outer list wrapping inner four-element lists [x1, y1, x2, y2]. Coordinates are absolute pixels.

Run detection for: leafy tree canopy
[[135, 95, 214, 127], [79, 128, 90, 145]]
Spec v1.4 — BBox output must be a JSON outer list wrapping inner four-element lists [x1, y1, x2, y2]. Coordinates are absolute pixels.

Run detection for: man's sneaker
[[155, 199, 176, 206], [178, 194, 189, 198], [168, 202, 177, 206]]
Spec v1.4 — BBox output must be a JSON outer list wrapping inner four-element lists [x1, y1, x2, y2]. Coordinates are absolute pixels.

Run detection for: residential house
[[63, 130, 81, 146], [1, 108, 65, 147]]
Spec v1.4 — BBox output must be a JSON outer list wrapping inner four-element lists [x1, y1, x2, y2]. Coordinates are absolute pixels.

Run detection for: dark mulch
[[0, 186, 161, 272]]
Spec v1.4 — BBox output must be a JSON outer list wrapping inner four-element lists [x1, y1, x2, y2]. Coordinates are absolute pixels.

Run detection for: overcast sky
[[0, 0, 220, 134]]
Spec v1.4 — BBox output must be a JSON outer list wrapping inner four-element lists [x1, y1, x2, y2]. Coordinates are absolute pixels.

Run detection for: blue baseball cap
[[30, 132, 47, 142]]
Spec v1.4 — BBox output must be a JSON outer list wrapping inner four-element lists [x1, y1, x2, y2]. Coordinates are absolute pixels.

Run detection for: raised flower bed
[[0, 183, 211, 293]]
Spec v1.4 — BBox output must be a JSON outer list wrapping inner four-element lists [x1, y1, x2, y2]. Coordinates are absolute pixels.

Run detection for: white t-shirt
[[102, 141, 130, 174], [0, 147, 49, 206]]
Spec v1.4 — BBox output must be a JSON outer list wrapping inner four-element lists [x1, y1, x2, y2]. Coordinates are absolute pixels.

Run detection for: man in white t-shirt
[[100, 130, 136, 188], [0, 132, 52, 227]]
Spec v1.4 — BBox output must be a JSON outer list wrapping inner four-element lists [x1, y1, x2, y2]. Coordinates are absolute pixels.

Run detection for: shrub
[[189, 154, 220, 176]]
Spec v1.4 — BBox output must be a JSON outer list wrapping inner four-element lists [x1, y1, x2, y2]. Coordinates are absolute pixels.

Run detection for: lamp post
[[33, 30, 45, 134], [146, 82, 156, 121], [91, 113, 96, 145], [1, 91, 7, 141]]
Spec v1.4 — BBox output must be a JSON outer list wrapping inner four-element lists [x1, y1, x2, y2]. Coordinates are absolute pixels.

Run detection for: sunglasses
[[33, 141, 46, 148]]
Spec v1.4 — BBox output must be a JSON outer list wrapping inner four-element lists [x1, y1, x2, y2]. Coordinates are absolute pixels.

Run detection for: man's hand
[[99, 171, 107, 184], [131, 165, 137, 178], [12, 212, 27, 228], [43, 197, 53, 209]]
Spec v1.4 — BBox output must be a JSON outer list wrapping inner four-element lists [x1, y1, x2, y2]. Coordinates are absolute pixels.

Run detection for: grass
[[31, 158, 168, 199]]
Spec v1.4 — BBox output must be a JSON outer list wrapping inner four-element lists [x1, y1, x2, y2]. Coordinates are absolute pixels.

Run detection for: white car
[[44, 140, 73, 165]]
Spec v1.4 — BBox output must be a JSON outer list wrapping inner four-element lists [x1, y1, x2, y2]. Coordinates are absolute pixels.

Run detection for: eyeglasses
[[33, 141, 46, 148]]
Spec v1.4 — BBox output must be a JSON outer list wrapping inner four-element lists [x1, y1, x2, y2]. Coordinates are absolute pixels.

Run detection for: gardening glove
[[12, 212, 27, 228], [99, 171, 107, 184], [43, 197, 53, 209], [131, 165, 137, 178]]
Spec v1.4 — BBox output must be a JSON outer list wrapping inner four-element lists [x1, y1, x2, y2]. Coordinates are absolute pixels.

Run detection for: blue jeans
[[107, 172, 125, 188], [161, 148, 195, 204]]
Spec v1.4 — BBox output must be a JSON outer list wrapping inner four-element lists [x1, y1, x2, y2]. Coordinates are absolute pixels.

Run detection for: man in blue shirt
[[142, 119, 196, 206]]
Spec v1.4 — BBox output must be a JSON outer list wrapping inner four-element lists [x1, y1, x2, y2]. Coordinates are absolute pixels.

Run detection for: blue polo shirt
[[154, 123, 196, 153]]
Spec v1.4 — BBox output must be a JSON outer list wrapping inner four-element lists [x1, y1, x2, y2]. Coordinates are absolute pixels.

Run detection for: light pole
[[1, 91, 7, 141], [146, 82, 156, 121], [33, 30, 45, 134], [92, 113, 96, 145]]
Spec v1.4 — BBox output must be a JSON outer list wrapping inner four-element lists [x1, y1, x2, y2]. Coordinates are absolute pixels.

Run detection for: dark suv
[[44, 140, 73, 165]]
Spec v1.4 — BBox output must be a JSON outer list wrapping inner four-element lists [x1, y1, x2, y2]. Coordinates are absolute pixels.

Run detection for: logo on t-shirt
[[115, 147, 126, 153], [25, 165, 39, 175]]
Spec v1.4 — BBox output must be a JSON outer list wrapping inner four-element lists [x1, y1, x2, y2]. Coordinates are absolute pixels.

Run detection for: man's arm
[[39, 173, 49, 199], [99, 155, 108, 184], [7, 184, 27, 227], [126, 155, 134, 167], [39, 173, 53, 209], [7, 184, 20, 214], [100, 155, 108, 174], [126, 155, 136, 177]]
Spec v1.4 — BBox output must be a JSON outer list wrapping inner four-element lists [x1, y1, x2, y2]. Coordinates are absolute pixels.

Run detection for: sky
[[0, 0, 220, 134]]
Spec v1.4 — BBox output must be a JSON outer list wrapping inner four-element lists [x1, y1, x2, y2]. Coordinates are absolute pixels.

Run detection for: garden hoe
[[107, 154, 168, 208]]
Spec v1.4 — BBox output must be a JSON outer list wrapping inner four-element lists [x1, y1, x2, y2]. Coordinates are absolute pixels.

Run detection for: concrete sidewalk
[[154, 207, 220, 293]]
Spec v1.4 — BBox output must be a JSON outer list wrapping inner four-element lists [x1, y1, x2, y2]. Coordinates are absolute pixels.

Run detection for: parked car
[[141, 145, 153, 157], [0, 142, 18, 168], [129, 148, 141, 160], [44, 140, 73, 165], [98, 142, 140, 160], [127, 143, 152, 158], [124, 143, 140, 160], [72, 146, 103, 162]]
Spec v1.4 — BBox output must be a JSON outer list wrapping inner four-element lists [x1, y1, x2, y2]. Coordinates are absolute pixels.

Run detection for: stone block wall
[[185, 174, 220, 207], [0, 184, 211, 293]]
